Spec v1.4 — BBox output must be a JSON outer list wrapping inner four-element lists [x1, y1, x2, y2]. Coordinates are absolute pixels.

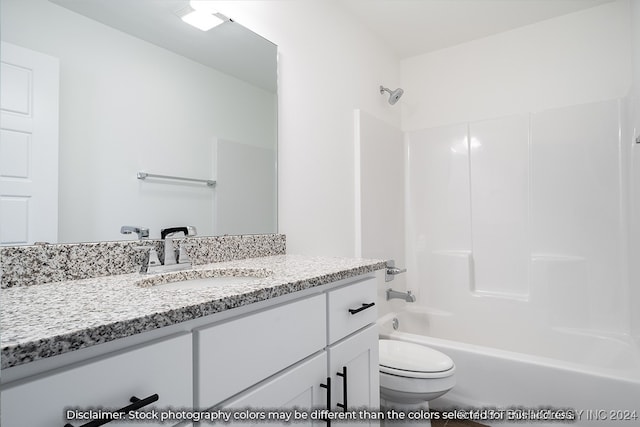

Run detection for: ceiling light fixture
[[180, 1, 224, 31]]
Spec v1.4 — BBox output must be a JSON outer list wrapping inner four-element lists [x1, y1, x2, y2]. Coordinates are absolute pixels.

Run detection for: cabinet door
[[1, 334, 192, 427], [222, 352, 328, 427], [328, 324, 380, 426], [195, 293, 326, 408]]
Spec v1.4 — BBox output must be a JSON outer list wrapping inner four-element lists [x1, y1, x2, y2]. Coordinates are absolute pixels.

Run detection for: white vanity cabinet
[[210, 276, 380, 426], [327, 278, 380, 425], [1, 333, 193, 427], [1, 273, 380, 427]]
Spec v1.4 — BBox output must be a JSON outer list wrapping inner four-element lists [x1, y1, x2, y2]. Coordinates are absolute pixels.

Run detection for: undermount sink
[[135, 268, 272, 290], [152, 276, 264, 290]]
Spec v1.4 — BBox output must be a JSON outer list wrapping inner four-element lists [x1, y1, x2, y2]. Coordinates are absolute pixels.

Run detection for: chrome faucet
[[120, 225, 149, 239], [160, 226, 197, 266], [385, 260, 407, 282], [131, 226, 197, 274], [386, 288, 416, 302]]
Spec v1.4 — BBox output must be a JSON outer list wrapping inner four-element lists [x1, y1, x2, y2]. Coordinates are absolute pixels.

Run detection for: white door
[[0, 41, 59, 245]]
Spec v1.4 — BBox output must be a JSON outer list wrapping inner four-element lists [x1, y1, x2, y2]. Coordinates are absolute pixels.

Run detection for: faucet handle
[[160, 226, 189, 240], [160, 226, 197, 239], [133, 246, 161, 273], [385, 259, 407, 282], [177, 243, 195, 265]]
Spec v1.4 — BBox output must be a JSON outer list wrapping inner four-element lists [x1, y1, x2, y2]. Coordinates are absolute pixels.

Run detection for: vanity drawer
[[195, 293, 326, 408], [328, 277, 377, 343], [1, 334, 192, 427]]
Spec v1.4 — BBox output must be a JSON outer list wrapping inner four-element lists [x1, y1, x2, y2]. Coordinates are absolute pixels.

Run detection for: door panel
[[329, 324, 380, 426], [0, 42, 59, 245]]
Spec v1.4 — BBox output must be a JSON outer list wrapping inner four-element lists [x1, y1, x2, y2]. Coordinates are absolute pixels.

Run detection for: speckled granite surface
[[1, 254, 385, 369], [0, 234, 286, 288]]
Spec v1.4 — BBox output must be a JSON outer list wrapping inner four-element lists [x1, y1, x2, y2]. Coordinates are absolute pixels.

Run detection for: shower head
[[380, 85, 404, 105]]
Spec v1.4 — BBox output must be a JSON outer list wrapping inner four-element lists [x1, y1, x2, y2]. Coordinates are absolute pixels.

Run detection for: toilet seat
[[379, 339, 454, 379]]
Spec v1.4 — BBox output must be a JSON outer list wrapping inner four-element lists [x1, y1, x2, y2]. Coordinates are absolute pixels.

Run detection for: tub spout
[[386, 288, 416, 302]]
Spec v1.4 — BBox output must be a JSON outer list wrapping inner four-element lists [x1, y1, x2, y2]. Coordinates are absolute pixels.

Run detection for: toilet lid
[[379, 339, 454, 374]]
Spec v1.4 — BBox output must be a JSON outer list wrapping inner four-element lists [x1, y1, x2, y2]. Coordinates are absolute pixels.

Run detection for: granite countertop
[[1, 254, 385, 369]]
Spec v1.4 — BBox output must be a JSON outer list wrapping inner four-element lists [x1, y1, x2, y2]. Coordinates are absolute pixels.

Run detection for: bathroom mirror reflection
[[0, 0, 277, 244]]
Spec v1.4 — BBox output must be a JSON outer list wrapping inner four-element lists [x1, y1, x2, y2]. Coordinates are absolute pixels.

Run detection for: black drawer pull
[[320, 377, 331, 426], [348, 302, 375, 315], [336, 366, 348, 412], [64, 393, 159, 427]]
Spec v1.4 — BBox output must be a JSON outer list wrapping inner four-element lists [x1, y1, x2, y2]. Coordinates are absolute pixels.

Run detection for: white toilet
[[379, 339, 456, 425]]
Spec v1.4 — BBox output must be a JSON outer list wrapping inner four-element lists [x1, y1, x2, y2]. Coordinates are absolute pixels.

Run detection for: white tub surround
[[396, 1, 637, 391], [1, 253, 385, 369], [403, 97, 635, 367]]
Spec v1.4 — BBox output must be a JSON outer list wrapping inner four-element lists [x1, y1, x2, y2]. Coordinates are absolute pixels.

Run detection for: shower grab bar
[[137, 171, 216, 187]]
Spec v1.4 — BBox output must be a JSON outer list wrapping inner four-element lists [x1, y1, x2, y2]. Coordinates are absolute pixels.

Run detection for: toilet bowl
[[379, 339, 455, 425]]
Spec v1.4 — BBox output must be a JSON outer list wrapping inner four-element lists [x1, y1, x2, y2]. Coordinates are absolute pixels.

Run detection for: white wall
[[1, 0, 277, 242], [633, 0, 640, 100], [355, 110, 405, 316], [209, 1, 401, 256], [629, 0, 640, 339], [215, 139, 276, 235], [401, 0, 632, 131]]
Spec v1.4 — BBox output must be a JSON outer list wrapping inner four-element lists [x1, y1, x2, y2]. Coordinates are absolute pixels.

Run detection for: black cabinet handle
[[64, 393, 159, 427], [348, 302, 375, 315], [336, 366, 347, 412], [320, 377, 331, 426]]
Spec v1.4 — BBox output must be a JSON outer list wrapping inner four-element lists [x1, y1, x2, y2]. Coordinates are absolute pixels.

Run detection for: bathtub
[[378, 310, 640, 427]]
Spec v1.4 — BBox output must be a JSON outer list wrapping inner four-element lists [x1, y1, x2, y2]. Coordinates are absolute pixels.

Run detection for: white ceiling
[[338, 0, 615, 59], [48, 0, 615, 87]]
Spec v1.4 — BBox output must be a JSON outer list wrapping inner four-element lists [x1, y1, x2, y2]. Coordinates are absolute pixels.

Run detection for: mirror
[[0, 0, 277, 244]]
